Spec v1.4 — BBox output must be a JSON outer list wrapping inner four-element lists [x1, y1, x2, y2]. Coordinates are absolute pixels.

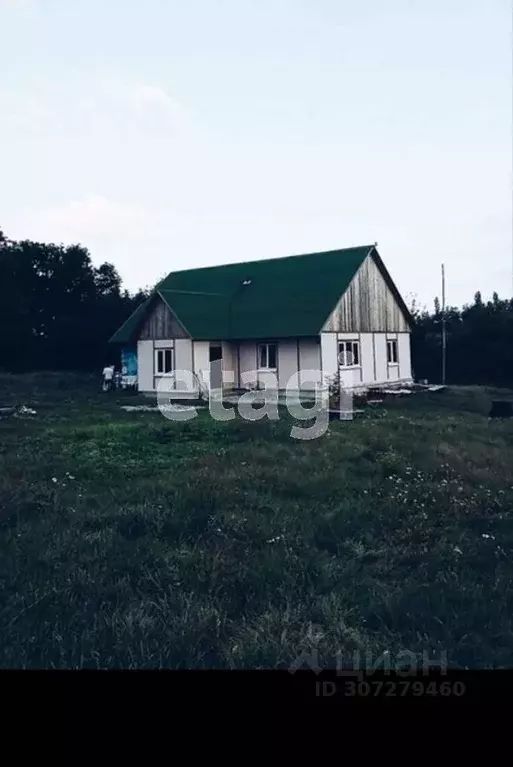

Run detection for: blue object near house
[[121, 347, 138, 387]]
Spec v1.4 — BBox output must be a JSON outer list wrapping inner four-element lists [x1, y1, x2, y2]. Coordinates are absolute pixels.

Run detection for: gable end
[[138, 294, 190, 340], [322, 249, 412, 333]]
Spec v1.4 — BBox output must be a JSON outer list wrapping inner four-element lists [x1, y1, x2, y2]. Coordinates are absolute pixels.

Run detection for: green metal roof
[[110, 245, 377, 343]]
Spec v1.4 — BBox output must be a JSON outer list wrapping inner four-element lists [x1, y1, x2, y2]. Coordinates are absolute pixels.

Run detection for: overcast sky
[[0, 0, 511, 310]]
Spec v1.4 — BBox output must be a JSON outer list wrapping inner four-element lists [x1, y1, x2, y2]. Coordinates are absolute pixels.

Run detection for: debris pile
[[0, 404, 37, 419], [366, 383, 446, 400], [121, 404, 207, 413], [16, 405, 37, 416]]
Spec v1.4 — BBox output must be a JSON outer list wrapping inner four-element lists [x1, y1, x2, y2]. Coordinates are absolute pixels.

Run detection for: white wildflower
[[267, 535, 284, 544], [481, 534, 495, 540], [52, 477, 58, 483]]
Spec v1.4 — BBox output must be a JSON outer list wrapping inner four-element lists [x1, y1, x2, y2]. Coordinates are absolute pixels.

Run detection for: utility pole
[[441, 263, 447, 385]]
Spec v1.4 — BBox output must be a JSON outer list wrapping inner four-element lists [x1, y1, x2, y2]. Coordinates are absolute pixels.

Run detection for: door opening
[[209, 344, 223, 390], [209, 345, 223, 362]]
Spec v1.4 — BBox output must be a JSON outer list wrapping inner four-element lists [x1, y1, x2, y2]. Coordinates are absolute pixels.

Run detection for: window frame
[[258, 342, 278, 370], [155, 347, 174, 376], [338, 340, 361, 368], [387, 339, 399, 365]]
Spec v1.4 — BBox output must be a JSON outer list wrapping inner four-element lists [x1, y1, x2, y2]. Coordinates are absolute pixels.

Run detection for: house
[[109, 244, 413, 397]]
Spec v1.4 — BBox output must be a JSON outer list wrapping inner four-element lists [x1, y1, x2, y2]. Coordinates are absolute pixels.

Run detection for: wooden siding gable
[[322, 252, 412, 333], [138, 296, 190, 340]]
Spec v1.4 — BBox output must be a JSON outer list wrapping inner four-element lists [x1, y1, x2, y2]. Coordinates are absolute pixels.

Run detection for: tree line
[[0, 228, 148, 372], [411, 292, 513, 387], [1, 227, 512, 386]]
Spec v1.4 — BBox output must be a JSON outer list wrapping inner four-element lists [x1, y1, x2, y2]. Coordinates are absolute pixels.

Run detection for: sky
[[0, 0, 511, 310]]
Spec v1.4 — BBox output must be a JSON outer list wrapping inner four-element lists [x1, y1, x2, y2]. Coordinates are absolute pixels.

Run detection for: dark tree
[[0, 227, 148, 372], [412, 291, 513, 386]]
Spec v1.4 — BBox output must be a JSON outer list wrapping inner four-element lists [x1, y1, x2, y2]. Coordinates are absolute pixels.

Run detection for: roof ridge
[[161, 244, 375, 278], [159, 288, 227, 297]]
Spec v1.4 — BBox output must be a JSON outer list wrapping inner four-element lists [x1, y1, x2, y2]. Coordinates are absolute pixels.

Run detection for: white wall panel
[[137, 340, 154, 391], [320, 333, 338, 383], [193, 341, 210, 390], [298, 339, 322, 389], [222, 342, 237, 389], [278, 340, 298, 389], [339, 367, 362, 389], [360, 333, 375, 386], [398, 333, 412, 381], [239, 342, 257, 388], [257, 371, 278, 390], [174, 339, 193, 375], [374, 334, 388, 383]]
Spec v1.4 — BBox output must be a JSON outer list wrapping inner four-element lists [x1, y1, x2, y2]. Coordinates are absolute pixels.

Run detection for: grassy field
[[1, 372, 513, 669]]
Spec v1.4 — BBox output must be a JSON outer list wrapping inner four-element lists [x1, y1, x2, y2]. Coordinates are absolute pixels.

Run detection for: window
[[258, 343, 277, 369], [155, 348, 173, 375], [387, 340, 399, 364], [338, 340, 360, 367]]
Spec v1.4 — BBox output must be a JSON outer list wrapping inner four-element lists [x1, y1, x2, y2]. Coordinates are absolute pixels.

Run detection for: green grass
[[1, 373, 513, 668]]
